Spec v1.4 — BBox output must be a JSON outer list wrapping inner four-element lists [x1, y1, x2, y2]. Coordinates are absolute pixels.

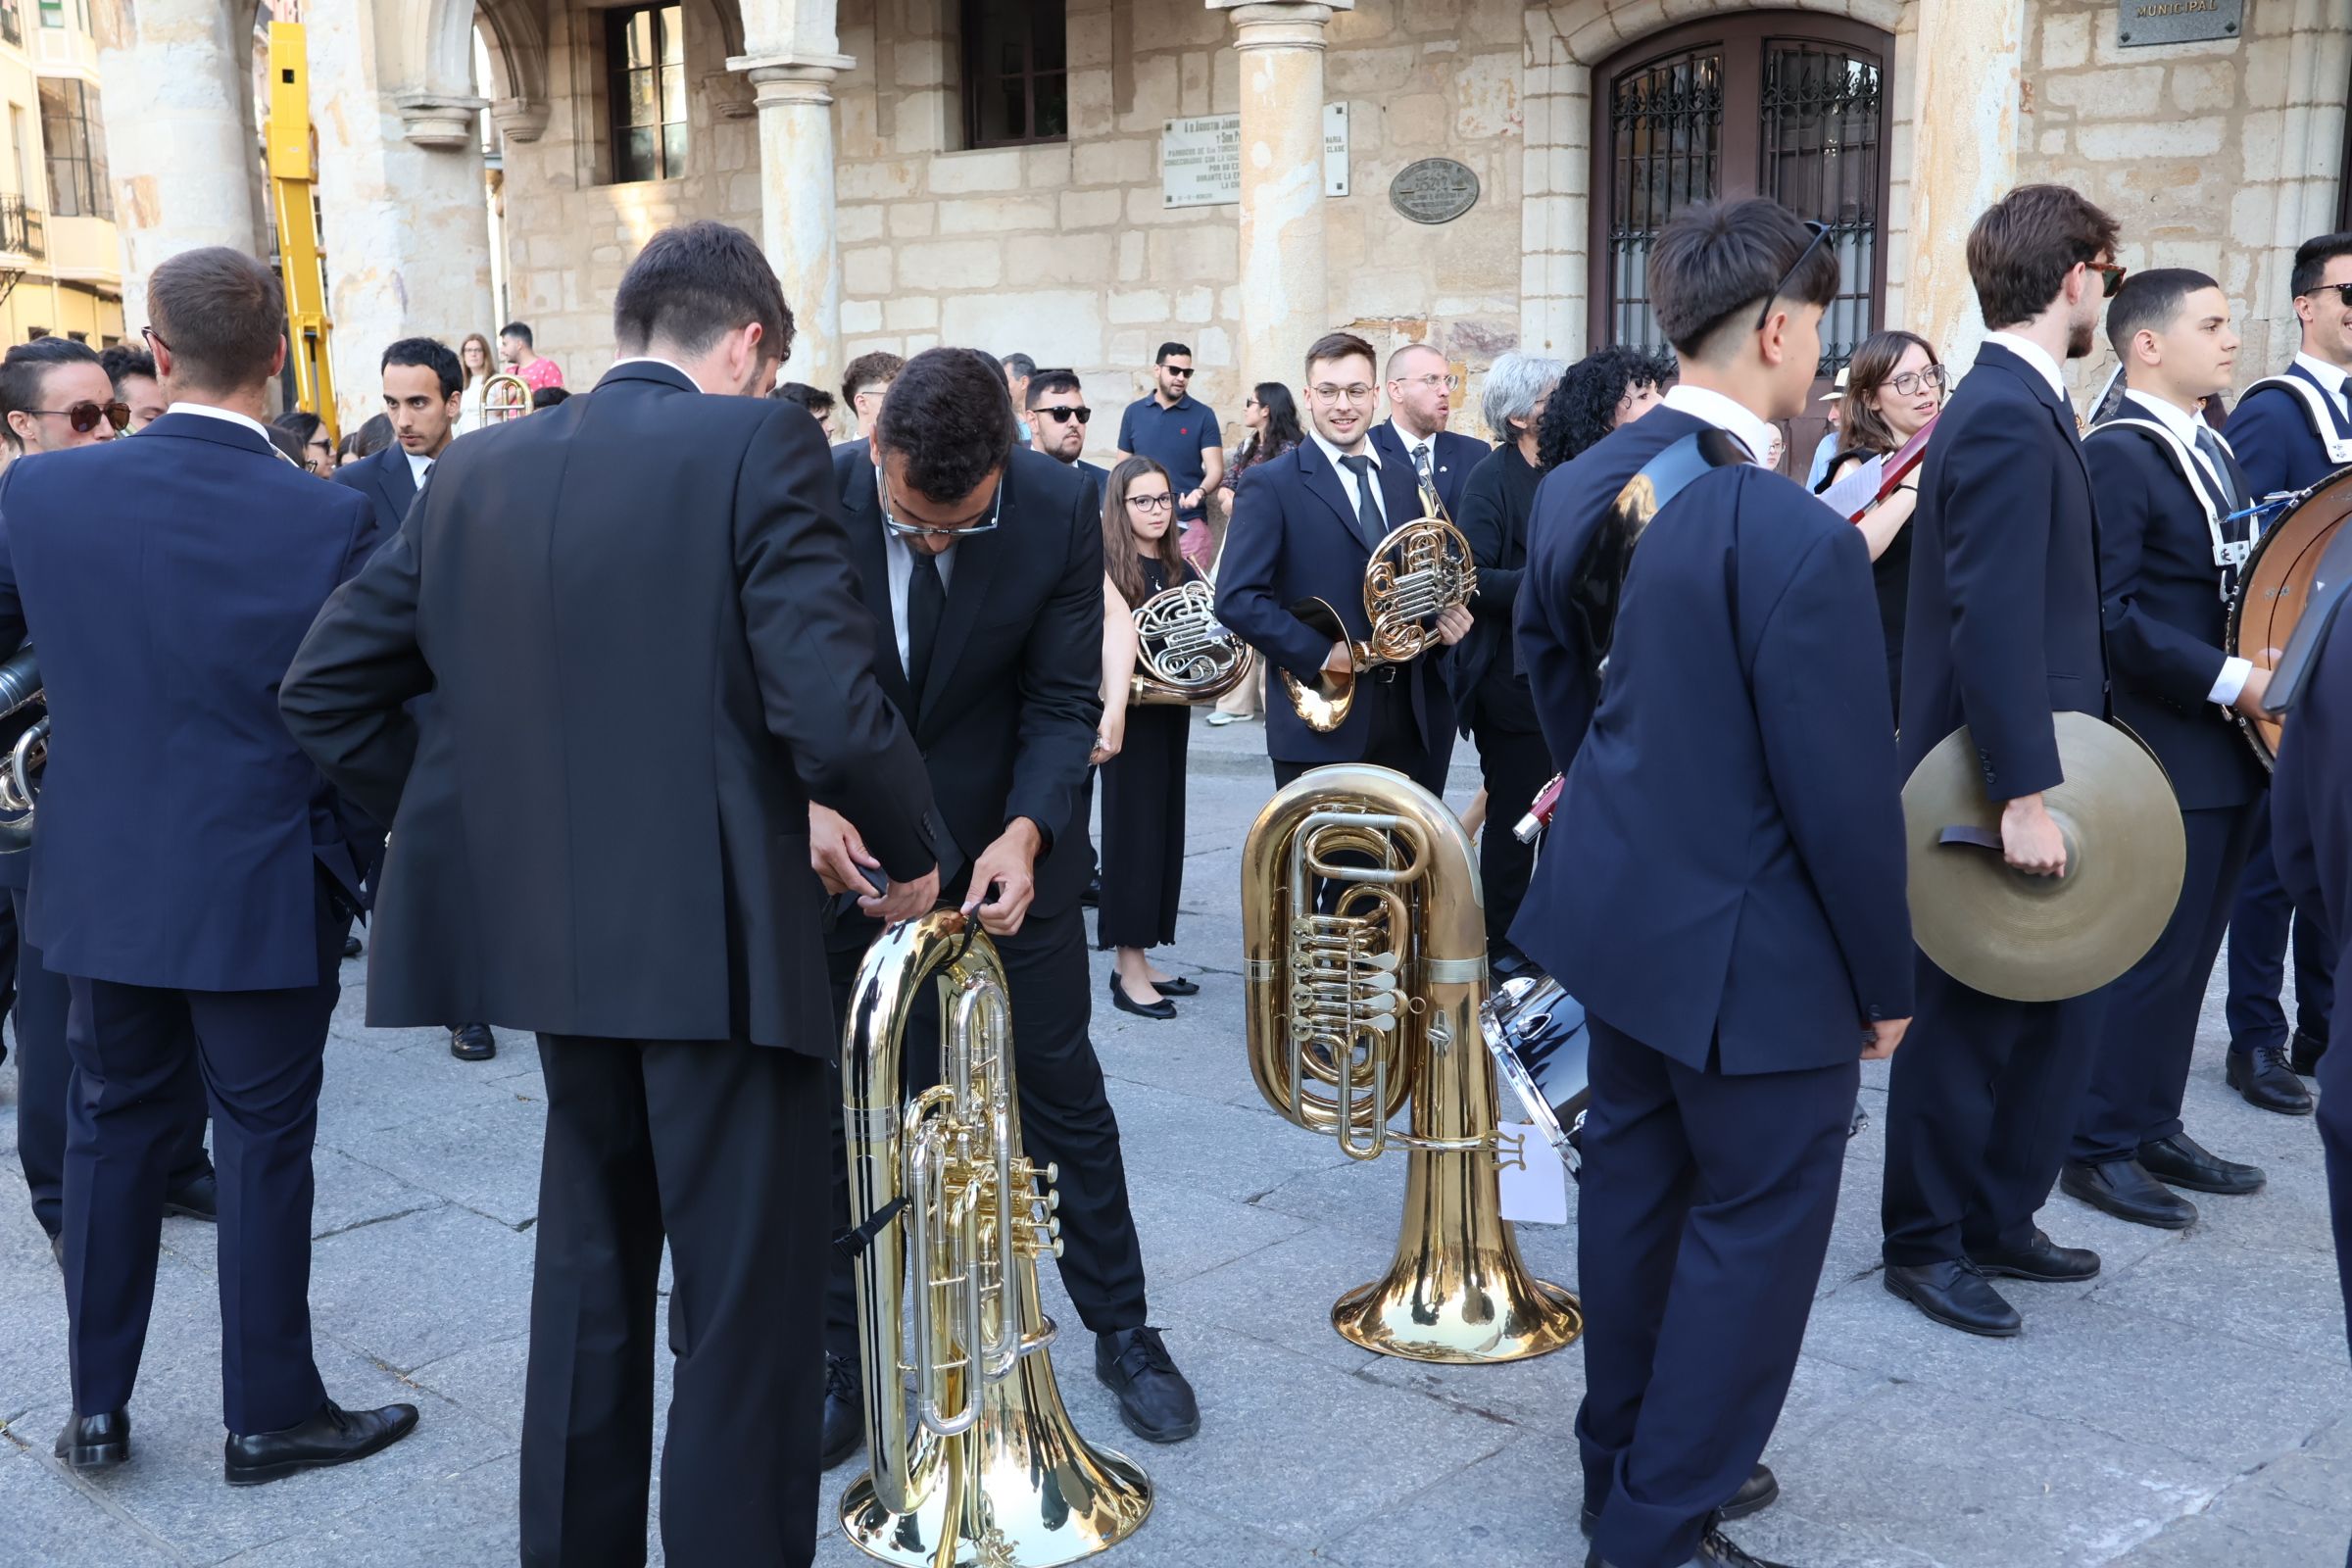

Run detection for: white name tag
[[1496, 1121, 1570, 1226]]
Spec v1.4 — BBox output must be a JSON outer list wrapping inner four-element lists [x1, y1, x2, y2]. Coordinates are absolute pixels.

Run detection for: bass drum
[[1478, 971, 1591, 1177], [2230, 466, 2352, 767]]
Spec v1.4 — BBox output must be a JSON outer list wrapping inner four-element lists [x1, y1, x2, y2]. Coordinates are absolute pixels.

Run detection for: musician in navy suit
[[2066, 270, 2272, 1228], [1881, 185, 2125, 1339], [2219, 230, 2352, 1113], [1369, 341, 1486, 520], [0, 248, 416, 1479], [1518, 200, 1912, 1568], [1216, 330, 1470, 791]]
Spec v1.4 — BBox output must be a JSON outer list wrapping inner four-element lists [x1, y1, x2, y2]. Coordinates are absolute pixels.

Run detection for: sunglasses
[[1161, 366, 1195, 378], [30, 400, 129, 434], [1033, 404, 1091, 425], [1757, 220, 1832, 331], [2304, 282, 2352, 308], [2088, 261, 2129, 298]]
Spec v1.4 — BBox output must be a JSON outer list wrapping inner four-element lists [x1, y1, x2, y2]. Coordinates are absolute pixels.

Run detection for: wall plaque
[[1162, 109, 1352, 208], [2116, 0, 2242, 47], [1390, 159, 1480, 225]]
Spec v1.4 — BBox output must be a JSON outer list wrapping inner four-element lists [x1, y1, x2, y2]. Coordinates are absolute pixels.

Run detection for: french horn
[[0, 645, 46, 853], [1281, 515, 1476, 733], [1128, 580, 1253, 707]]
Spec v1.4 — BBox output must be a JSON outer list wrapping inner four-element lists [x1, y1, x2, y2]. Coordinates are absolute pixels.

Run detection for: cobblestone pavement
[[1, 714, 2347, 1567]]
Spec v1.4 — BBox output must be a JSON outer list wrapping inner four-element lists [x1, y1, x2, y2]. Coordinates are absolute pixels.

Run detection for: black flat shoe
[[2062, 1157, 2197, 1230], [341, 933, 363, 960], [1080, 875, 1101, 908], [1968, 1228, 2100, 1283], [1095, 1326, 1200, 1443], [2138, 1133, 2264, 1196], [56, 1409, 129, 1471], [820, 1352, 863, 1470], [448, 1023, 496, 1062], [223, 1400, 418, 1487], [1883, 1259, 2022, 1337], [1107, 976, 1175, 1021], [2291, 1029, 2328, 1077], [164, 1169, 220, 1223], [2228, 1044, 2315, 1115], [1584, 1463, 1776, 1535], [1152, 975, 1199, 997]]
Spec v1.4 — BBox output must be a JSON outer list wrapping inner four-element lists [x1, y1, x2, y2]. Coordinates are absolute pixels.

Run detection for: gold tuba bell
[[482, 371, 533, 424], [1282, 515, 1477, 733], [1128, 580, 1254, 707], [839, 910, 1153, 1567], [1241, 763, 1581, 1362]]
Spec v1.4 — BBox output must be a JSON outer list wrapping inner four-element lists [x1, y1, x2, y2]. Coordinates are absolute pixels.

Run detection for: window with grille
[[961, 0, 1066, 149], [606, 4, 685, 184], [38, 78, 107, 220]]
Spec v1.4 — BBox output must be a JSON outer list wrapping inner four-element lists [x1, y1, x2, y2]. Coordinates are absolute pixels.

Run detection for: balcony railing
[[0, 195, 47, 260]]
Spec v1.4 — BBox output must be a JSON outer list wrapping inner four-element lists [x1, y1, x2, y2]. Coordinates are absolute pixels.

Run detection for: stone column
[[1212, 0, 1352, 392], [1904, 0, 2026, 374], [730, 53, 852, 390], [94, 0, 263, 326]]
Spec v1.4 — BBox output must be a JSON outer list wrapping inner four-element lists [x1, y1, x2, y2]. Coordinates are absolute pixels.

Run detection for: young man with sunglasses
[[0, 337, 128, 463], [1882, 184, 2127, 1340], [1027, 368, 1108, 514], [1114, 341, 1223, 554]]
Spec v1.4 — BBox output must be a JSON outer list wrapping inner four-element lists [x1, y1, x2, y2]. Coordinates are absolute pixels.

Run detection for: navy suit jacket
[[1214, 436, 1454, 768], [2227, 362, 2352, 501], [1511, 456, 1913, 1071], [2274, 590, 2352, 987], [1897, 342, 2108, 798], [2086, 416, 2265, 811], [1369, 419, 1486, 520], [0, 414, 379, 990], [1072, 458, 1109, 520], [333, 444, 421, 538]]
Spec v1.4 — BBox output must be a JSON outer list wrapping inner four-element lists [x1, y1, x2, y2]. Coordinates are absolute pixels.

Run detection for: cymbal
[[1902, 713, 2184, 1003]]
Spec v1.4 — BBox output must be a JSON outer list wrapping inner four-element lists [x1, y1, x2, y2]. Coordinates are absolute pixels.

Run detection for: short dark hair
[[270, 409, 324, 447], [843, 351, 905, 407], [1648, 198, 1839, 357], [771, 380, 835, 415], [1536, 345, 1678, 467], [1154, 342, 1192, 365], [1967, 184, 2122, 331], [147, 247, 283, 392], [2291, 232, 2352, 298], [1003, 352, 1037, 380], [99, 343, 156, 388], [1026, 368, 1083, 406], [873, 347, 1018, 503], [2108, 268, 2223, 358], [0, 337, 102, 450], [612, 221, 794, 365], [531, 386, 570, 410], [499, 321, 534, 348], [342, 412, 394, 459], [266, 424, 309, 466], [382, 336, 463, 399], [1303, 330, 1378, 382]]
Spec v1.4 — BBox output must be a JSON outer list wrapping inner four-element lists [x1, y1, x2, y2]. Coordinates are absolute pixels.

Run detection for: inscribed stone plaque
[[2116, 0, 2242, 47], [1390, 159, 1480, 225], [1162, 115, 1241, 209], [1324, 103, 1349, 198]]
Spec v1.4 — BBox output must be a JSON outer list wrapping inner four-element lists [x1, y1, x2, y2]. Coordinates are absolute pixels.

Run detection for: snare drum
[[1479, 970, 1592, 1173]]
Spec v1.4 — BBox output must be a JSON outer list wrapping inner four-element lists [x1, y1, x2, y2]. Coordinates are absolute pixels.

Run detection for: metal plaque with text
[[1389, 159, 1481, 225], [2116, 0, 2242, 47]]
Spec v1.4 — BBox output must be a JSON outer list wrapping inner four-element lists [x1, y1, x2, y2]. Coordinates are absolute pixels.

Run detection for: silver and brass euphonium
[[839, 910, 1152, 1567], [0, 645, 46, 853], [1241, 763, 1581, 1363], [1282, 515, 1477, 733], [1128, 580, 1253, 707]]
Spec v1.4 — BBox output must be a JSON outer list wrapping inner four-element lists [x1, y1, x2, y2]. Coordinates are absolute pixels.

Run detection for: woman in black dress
[[1099, 457, 1199, 1020]]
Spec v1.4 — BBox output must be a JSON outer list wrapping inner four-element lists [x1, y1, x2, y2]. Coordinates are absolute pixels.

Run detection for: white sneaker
[[1205, 710, 1242, 726]]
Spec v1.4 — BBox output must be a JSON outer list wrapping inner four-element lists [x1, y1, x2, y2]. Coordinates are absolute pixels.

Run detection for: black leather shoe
[[164, 1169, 219, 1223], [820, 1352, 863, 1470], [2138, 1133, 2264, 1196], [56, 1409, 128, 1471], [2228, 1044, 2315, 1115], [1095, 1326, 1200, 1443], [2291, 1029, 2328, 1077], [2062, 1157, 2197, 1230], [1583, 1463, 1777, 1535], [1107, 976, 1176, 1021], [223, 1400, 418, 1486], [1690, 1523, 1796, 1567], [448, 1023, 496, 1061], [341, 933, 363, 960], [1883, 1259, 2022, 1337], [1968, 1229, 2100, 1283], [1081, 875, 1101, 908], [1154, 975, 1200, 997]]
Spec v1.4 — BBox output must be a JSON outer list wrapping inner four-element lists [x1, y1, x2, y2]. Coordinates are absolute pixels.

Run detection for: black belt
[[1365, 663, 1404, 685]]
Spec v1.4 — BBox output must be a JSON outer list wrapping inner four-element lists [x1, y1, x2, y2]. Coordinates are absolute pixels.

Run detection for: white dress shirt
[[2292, 351, 2352, 419], [1658, 383, 1780, 466], [1310, 426, 1388, 534], [2120, 388, 2253, 709], [407, 451, 435, 492], [165, 402, 272, 443], [1982, 331, 2070, 404], [881, 514, 956, 677], [1385, 417, 1437, 475]]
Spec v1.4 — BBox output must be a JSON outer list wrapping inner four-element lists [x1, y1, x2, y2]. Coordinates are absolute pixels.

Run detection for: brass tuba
[[0, 646, 46, 853], [482, 371, 533, 424], [1282, 515, 1477, 733], [839, 910, 1153, 1567], [1129, 579, 1253, 707], [1241, 763, 1581, 1362]]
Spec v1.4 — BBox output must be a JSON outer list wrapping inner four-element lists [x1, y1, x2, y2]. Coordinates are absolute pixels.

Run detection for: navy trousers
[[2315, 1036, 2352, 1568], [2073, 803, 2263, 1163], [1577, 1015, 1855, 1568], [2228, 795, 2335, 1053], [60, 896, 344, 1434], [1882, 958, 2107, 1266]]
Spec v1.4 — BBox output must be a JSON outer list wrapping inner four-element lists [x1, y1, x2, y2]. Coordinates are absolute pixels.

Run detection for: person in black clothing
[[1098, 457, 1198, 1018], [1535, 344, 1673, 469], [1814, 329, 1945, 718]]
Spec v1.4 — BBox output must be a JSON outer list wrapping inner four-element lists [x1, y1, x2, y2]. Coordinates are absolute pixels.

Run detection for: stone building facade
[[87, 0, 2352, 454]]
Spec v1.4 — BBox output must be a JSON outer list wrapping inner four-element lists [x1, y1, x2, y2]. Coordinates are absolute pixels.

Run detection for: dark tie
[[1340, 455, 1386, 549], [2193, 425, 2245, 513], [906, 548, 946, 694]]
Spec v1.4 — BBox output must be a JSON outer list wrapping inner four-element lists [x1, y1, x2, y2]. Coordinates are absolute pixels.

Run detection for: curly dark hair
[[1536, 345, 1677, 468], [874, 347, 1019, 503]]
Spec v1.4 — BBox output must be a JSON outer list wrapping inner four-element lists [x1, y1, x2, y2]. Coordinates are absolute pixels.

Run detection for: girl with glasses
[[456, 332, 497, 433]]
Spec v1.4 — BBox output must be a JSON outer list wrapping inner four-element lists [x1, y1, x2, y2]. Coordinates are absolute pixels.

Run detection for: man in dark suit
[[1370, 341, 1485, 520], [1217, 330, 1471, 791], [1881, 184, 2124, 1338], [282, 222, 947, 1567], [0, 247, 413, 1480], [1516, 199, 1912, 1568], [1026, 367, 1110, 516], [2220, 230, 2352, 1112], [2067, 270, 2273, 1227], [814, 348, 1197, 1464]]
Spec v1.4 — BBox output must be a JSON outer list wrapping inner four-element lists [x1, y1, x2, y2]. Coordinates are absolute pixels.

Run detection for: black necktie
[[906, 549, 946, 694], [2193, 425, 2245, 513], [1340, 455, 1386, 549]]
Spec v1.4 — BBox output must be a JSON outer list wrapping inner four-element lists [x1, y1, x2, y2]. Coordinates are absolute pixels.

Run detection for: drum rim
[[1478, 991, 1575, 1152], [2228, 469, 2352, 771]]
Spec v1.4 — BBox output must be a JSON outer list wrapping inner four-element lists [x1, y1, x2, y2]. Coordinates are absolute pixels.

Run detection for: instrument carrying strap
[[2242, 375, 2352, 468], [832, 1196, 908, 1261], [1572, 428, 1751, 674], [2088, 417, 2254, 596]]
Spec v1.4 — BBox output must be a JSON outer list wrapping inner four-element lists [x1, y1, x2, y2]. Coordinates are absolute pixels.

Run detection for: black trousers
[[825, 899, 1149, 1363], [522, 1034, 829, 1568], [2073, 801, 2262, 1163], [61, 896, 345, 1434], [2316, 1030, 2352, 1407], [1471, 720, 1552, 959], [1577, 1015, 1854, 1568], [1881, 957, 2107, 1266], [2227, 794, 2336, 1052], [1271, 675, 1449, 796]]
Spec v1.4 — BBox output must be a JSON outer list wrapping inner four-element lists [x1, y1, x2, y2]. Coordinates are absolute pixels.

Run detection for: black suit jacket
[[2086, 414, 2265, 811], [826, 441, 1103, 944], [280, 363, 947, 1053], [332, 444, 420, 537], [1369, 419, 1484, 520], [1449, 441, 1540, 734], [1897, 342, 2109, 797]]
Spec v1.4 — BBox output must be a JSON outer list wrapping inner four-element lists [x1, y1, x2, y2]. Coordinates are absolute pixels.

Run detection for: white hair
[[1481, 351, 1566, 440]]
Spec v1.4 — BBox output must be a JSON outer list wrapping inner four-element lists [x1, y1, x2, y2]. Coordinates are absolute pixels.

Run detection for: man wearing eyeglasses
[[1114, 341, 1223, 558], [1370, 342, 1483, 521], [0, 337, 128, 466], [1027, 368, 1108, 514]]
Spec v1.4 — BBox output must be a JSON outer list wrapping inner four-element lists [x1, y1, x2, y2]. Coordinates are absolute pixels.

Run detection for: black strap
[[1570, 429, 1751, 674], [832, 1196, 908, 1261]]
